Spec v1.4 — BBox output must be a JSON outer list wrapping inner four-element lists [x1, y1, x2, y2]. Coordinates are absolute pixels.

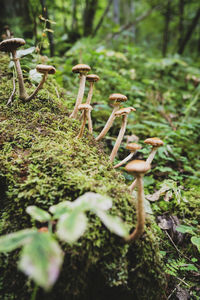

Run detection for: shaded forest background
[[1, 0, 200, 58]]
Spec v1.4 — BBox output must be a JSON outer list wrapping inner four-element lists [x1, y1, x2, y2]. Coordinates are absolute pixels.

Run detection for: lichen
[[0, 54, 166, 300]]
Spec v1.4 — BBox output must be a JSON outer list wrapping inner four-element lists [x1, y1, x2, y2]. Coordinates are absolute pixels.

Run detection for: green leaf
[[18, 232, 63, 290], [0, 229, 37, 252], [56, 211, 87, 243], [26, 206, 51, 222], [29, 69, 42, 83], [49, 201, 72, 218], [74, 192, 112, 212], [50, 193, 112, 219], [96, 211, 129, 238], [191, 236, 200, 251], [176, 225, 196, 235], [16, 47, 35, 58]]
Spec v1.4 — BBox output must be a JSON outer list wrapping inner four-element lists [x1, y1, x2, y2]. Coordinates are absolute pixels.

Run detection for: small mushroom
[[144, 137, 164, 164], [80, 74, 100, 133], [25, 64, 56, 101], [114, 143, 142, 168], [129, 137, 164, 192], [0, 38, 28, 100], [4, 25, 11, 38], [110, 107, 136, 163], [70, 64, 91, 119], [76, 103, 93, 138], [125, 160, 151, 242], [96, 93, 127, 141]]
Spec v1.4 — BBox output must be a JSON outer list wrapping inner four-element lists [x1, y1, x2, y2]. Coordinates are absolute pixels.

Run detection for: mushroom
[[95, 93, 127, 141], [129, 137, 164, 192], [76, 103, 93, 138], [69, 64, 91, 119], [144, 137, 164, 164], [125, 160, 151, 242], [80, 74, 100, 133], [0, 38, 28, 100], [25, 64, 56, 101], [109, 107, 136, 163], [4, 25, 11, 38], [114, 143, 142, 168]]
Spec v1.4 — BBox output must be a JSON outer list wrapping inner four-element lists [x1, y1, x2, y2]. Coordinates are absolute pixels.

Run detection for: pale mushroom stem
[[70, 74, 86, 119], [96, 105, 119, 141], [79, 82, 94, 121], [129, 147, 158, 192], [77, 110, 87, 138], [129, 179, 137, 192], [25, 73, 48, 101], [146, 147, 158, 164], [87, 110, 93, 133], [86, 82, 94, 104], [114, 151, 135, 169], [109, 114, 128, 163], [127, 175, 145, 242], [12, 50, 28, 100]]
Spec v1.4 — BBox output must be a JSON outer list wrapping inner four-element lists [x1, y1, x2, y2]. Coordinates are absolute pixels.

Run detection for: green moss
[[0, 54, 166, 300]]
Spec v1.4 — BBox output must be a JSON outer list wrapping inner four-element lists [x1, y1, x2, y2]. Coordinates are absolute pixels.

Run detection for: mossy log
[[0, 54, 166, 300]]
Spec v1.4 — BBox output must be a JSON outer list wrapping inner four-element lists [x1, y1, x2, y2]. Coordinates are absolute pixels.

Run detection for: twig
[[7, 70, 16, 106], [54, 86, 60, 99], [159, 109, 176, 131], [164, 231, 200, 268], [167, 277, 186, 299]]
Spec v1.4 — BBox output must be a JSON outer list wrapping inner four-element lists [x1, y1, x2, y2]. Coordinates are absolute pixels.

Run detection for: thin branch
[[111, 5, 160, 38]]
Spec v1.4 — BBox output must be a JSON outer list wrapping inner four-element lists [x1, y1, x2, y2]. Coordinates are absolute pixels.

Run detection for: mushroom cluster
[[0, 37, 56, 101], [0, 33, 165, 243]]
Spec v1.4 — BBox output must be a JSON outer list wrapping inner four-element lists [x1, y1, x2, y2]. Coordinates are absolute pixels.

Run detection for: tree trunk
[[113, 0, 120, 24], [178, 7, 200, 54], [40, 0, 55, 57], [178, 0, 184, 48], [71, 0, 77, 31], [162, 0, 171, 57], [92, 0, 113, 37], [83, 0, 99, 37]]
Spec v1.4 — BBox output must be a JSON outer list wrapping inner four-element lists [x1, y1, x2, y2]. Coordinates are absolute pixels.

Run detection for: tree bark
[[162, 0, 171, 57], [113, 0, 120, 24], [178, 0, 184, 48], [92, 0, 113, 37], [83, 0, 99, 37], [178, 7, 200, 54]]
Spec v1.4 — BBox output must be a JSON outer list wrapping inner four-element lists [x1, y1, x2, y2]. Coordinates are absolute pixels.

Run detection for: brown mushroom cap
[[125, 160, 151, 174], [72, 64, 91, 74], [36, 64, 56, 75], [144, 137, 164, 147], [109, 93, 127, 103], [0, 38, 25, 52], [86, 74, 100, 82], [115, 106, 136, 116], [126, 143, 142, 151], [78, 103, 93, 111]]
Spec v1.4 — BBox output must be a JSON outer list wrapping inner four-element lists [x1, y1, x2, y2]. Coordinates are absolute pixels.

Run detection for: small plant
[[0, 192, 129, 291], [176, 224, 200, 252]]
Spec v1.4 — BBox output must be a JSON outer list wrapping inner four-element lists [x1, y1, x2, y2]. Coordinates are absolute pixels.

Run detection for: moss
[[0, 54, 166, 300]]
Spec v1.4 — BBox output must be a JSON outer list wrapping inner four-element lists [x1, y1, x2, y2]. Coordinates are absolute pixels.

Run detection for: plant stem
[[110, 114, 127, 162], [31, 284, 38, 300]]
